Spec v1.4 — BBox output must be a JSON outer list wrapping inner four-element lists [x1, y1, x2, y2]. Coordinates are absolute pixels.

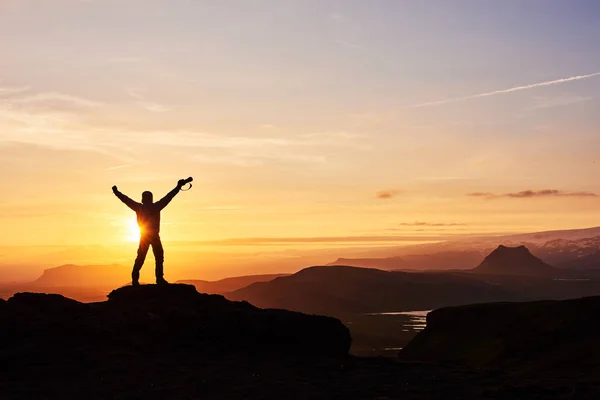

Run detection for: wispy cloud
[[398, 221, 467, 227], [105, 164, 137, 171], [468, 190, 598, 199], [376, 189, 401, 199], [176, 235, 452, 246], [530, 94, 593, 110], [126, 87, 172, 113], [0, 86, 30, 96], [408, 72, 600, 108], [328, 11, 364, 50], [10, 92, 102, 108]]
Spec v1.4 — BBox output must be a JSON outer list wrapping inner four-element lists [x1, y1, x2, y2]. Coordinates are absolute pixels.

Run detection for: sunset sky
[[2, 1, 600, 279]]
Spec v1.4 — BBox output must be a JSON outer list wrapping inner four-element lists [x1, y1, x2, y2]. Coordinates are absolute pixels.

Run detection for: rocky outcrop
[[399, 296, 600, 372], [0, 284, 351, 359]]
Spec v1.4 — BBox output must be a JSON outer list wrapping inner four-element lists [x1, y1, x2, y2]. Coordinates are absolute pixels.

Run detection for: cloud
[[9, 92, 103, 108], [174, 235, 453, 246], [0, 85, 367, 167], [376, 190, 401, 199], [530, 94, 593, 110], [398, 222, 467, 227], [0, 86, 30, 96], [259, 124, 280, 131], [467, 190, 598, 199], [408, 72, 600, 108], [136, 102, 172, 113], [329, 11, 364, 50], [126, 87, 172, 113], [105, 164, 137, 171], [467, 192, 495, 198]]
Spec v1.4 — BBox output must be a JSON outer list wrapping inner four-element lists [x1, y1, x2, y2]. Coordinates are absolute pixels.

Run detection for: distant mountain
[[227, 266, 510, 316], [328, 251, 484, 271], [328, 227, 600, 270], [560, 250, 600, 270], [328, 257, 408, 270], [0, 266, 288, 302], [177, 274, 288, 294], [33, 264, 129, 287], [472, 245, 557, 276]]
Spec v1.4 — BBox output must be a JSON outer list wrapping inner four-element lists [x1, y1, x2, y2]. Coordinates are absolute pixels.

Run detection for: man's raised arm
[[112, 186, 140, 211], [155, 181, 185, 210]]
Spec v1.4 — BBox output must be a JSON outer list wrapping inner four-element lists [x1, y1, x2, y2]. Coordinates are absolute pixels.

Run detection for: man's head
[[142, 191, 153, 205]]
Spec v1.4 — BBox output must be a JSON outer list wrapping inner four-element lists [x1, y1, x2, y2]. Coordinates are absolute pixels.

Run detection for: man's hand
[[177, 177, 193, 188], [112, 185, 118, 194]]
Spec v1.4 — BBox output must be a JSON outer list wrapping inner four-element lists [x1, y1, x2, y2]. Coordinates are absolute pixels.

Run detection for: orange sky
[[2, 1, 600, 281]]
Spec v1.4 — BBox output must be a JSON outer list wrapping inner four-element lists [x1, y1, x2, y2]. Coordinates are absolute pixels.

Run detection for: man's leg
[[132, 237, 150, 286], [151, 235, 167, 284]]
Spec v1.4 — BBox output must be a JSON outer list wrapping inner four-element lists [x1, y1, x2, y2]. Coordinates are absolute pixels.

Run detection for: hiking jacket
[[114, 186, 180, 236]]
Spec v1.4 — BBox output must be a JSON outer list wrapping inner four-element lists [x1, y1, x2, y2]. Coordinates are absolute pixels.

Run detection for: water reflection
[[366, 310, 431, 330]]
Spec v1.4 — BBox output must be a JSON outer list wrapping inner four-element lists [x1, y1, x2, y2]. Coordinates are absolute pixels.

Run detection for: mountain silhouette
[[227, 266, 510, 315], [560, 250, 600, 270], [472, 245, 557, 276], [328, 251, 483, 271], [33, 263, 129, 287], [177, 274, 288, 294]]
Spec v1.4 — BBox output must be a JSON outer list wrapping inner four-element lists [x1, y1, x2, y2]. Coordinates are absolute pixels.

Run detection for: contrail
[[408, 71, 600, 108]]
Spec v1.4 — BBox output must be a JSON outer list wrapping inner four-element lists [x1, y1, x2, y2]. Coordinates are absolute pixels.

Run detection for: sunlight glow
[[127, 218, 141, 243]]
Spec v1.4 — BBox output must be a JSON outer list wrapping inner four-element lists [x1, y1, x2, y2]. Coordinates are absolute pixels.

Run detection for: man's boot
[[132, 270, 140, 287], [156, 276, 169, 285], [155, 260, 167, 285]]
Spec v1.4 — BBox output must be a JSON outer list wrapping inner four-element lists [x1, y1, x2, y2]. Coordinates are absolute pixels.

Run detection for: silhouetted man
[[112, 179, 187, 286]]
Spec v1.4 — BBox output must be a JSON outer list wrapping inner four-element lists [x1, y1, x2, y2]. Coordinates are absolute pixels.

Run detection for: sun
[[127, 218, 141, 242]]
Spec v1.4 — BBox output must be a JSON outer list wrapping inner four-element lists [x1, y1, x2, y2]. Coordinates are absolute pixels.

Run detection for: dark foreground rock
[[0, 284, 351, 358], [400, 295, 600, 374], [2, 286, 600, 399]]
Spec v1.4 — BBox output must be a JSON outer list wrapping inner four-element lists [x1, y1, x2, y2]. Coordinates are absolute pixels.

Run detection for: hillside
[[329, 251, 483, 271], [472, 245, 557, 276], [177, 273, 288, 294], [226, 266, 510, 315], [400, 296, 600, 374]]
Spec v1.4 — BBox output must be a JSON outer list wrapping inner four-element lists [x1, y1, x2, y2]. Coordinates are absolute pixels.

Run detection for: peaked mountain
[[472, 245, 557, 276]]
